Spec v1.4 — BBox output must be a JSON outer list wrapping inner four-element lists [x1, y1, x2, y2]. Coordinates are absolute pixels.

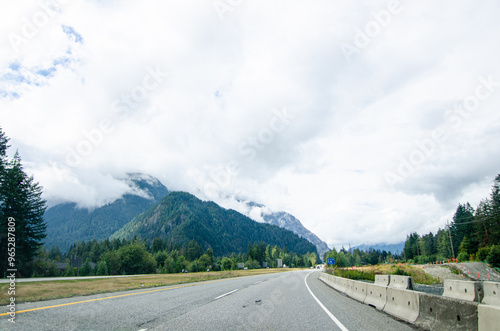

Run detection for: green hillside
[[44, 174, 169, 251], [112, 191, 317, 257]]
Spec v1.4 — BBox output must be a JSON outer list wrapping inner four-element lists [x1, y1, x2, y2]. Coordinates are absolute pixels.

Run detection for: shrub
[[476, 246, 490, 262], [187, 261, 198, 273], [487, 245, 500, 268], [118, 243, 156, 274], [332, 268, 375, 281], [457, 252, 470, 262], [392, 267, 410, 276]]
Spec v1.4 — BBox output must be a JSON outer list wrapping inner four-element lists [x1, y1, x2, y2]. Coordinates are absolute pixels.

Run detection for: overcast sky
[[1, 0, 500, 249]]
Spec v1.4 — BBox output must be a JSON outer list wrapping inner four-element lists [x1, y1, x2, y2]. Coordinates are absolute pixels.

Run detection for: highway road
[[1, 270, 417, 330]]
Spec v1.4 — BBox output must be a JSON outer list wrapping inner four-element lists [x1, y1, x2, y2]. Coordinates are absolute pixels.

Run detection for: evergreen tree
[[185, 239, 203, 261], [451, 203, 475, 253], [0, 128, 47, 276], [458, 236, 471, 255], [488, 175, 500, 244], [474, 199, 493, 247], [96, 260, 109, 276], [80, 259, 92, 276], [404, 232, 419, 260], [435, 229, 451, 259]]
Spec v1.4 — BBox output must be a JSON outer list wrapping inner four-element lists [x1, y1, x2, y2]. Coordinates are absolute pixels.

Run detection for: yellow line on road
[[0, 277, 239, 316]]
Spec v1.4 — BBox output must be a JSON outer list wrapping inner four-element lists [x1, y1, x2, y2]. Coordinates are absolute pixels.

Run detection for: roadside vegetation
[[325, 264, 440, 285], [32, 240, 318, 278]]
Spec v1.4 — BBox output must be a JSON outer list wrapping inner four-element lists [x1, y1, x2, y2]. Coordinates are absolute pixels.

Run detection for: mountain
[[241, 202, 330, 259], [111, 191, 318, 257], [43, 173, 169, 251], [352, 242, 405, 254]]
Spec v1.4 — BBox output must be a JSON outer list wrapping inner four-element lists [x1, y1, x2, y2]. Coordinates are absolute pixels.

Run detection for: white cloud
[[1, 0, 500, 249]]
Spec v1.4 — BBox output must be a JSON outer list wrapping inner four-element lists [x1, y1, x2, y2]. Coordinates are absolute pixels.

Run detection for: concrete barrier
[[388, 275, 413, 290], [320, 273, 337, 290], [344, 279, 355, 297], [319, 273, 349, 294], [364, 283, 387, 310], [335, 277, 349, 294], [415, 292, 478, 331], [330, 274, 338, 288], [478, 304, 500, 331], [331, 275, 340, 291], [349, 280, 367, 303], [320, 272, 486, 330], [443, 280, 483, 302], [383, 287, 420, 323], [375, 275, 390, 286], [481, 282, 500, 306]]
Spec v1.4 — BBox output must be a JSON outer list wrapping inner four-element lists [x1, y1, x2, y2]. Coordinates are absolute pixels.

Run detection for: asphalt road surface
[[1, 270, 417, 330]]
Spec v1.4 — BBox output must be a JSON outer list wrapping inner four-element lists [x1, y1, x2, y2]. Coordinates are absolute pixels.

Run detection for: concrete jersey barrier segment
[[375, 275, 390, 286], [349, 280, 367, 303], [344, 279, 354, 297], [364, 283, 387, 310], [320, 273, 345, 294], [335, 277, 349, 294], [415, 292, 478, 331], [388, 275, 413, 290], [319, 273, 336, 289], [443, 280, 483, 302], [478, 304, 500, 331], [383, 287, 420, 323], [481, 282, 500, 306]]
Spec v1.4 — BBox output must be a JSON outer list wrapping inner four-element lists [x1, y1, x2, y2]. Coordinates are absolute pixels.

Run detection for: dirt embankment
[[420, 262, 500, 283]]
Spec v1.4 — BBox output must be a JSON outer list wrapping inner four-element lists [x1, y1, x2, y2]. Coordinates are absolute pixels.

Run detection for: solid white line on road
[[214, 289, 239, 300], [253, 281, 263, 285], [305, 272, 349, 331]]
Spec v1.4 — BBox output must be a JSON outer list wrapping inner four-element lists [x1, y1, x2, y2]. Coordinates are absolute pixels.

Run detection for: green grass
[[325, 264, 441, 285], [325, 268, 375, 281]]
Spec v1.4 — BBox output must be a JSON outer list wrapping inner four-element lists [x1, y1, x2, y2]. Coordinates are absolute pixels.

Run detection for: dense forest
[[112, 191, 318, 257], [323, 246, 402, 267], [33, 237, 319, 277], [403, 174, 500, 267]]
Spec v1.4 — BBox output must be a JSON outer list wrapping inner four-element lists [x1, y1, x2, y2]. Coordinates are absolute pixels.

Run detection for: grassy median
[[326, 264, 441, 285], [0, 268, 303, 305]]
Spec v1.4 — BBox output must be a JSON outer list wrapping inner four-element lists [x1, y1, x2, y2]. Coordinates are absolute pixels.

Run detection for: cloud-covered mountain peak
[[241, 201, 330, 258]]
